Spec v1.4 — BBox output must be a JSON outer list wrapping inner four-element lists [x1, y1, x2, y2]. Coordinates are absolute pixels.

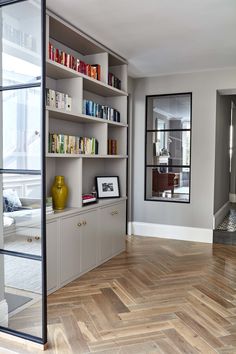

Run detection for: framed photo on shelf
[[96, 176, 120, 199]]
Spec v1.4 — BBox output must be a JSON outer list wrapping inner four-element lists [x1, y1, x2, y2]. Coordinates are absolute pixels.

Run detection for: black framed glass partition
[[0, 0, 46, 345], [145, 93, 192, 203]]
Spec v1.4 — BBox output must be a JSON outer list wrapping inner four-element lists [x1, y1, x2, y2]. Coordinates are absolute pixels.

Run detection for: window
[[145, 93, 192, 203]]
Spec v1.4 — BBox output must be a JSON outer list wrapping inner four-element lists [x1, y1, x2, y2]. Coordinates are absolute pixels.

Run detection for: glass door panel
[[0, 0, 45, 346], [2, 173, 41, 256], [0, 254, 42, 338], [2, 87, 41, 171], [0, 0, 42, 88]]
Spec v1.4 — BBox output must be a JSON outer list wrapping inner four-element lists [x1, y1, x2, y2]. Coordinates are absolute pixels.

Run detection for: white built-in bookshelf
[[45, 11, 128, 211]]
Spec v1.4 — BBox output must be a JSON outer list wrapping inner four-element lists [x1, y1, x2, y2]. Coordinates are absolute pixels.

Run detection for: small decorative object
[[45, 197, 53, 214], [91, 186, 97, 199], [51, 176, 68, 210], [96, 176, 120, 199]]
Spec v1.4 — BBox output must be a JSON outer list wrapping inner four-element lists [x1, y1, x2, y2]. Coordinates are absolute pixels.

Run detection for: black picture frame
[[96, 176, 120, 199]]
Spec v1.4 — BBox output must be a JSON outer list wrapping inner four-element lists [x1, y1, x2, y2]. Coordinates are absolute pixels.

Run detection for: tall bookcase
[[45, 12, 128, 208], [45, 12, 128, 293]]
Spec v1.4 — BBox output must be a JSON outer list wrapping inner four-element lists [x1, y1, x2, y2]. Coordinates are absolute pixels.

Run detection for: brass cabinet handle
[[35, 236, 40, 240], [77, 222, 82, 227], [82, 220, 87, 225], [111, 210, 119, 216], [27, 238, 32, 243]]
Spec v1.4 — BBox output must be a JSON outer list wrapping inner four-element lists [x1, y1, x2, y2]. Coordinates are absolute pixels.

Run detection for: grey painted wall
[[132, 68, 236, 230], [230, 101, 236, 195], [128, 77, 134, 222], [214, 94, 231, 213]]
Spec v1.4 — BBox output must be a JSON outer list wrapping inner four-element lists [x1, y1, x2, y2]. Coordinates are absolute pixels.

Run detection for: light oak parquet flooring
[[4, 236, 236, 353]]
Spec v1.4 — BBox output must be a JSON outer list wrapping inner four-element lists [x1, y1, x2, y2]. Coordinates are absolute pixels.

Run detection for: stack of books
[[48, 43, 101, 81], [108, 73, 121, 90], [82, 194, 97, 205], [83, 99, 120, 122], [46, 88, 72, 111], [48, 134, 98, 155], [108, 139, 118, 155]]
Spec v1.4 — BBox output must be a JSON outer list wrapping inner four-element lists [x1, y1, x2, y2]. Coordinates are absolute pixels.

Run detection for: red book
[[48, 43, 53, 60], [71, 56, 76, 70], [66, 54, 70, 68], [55, 48, 60, 63], [86, 64, 91, 76], [91, 64, 101, 81], [60, 51, 66, 66], [90, 66, 97, 79], [76, 59, 80, 72], [111, 140, 117, 155], [107, 139, 111, 155], [79, 60, 85, 74]]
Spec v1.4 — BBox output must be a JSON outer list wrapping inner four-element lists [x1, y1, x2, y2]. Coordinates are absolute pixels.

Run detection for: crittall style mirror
[[0, 0, 46, 345], [145, 93, 192, 203]]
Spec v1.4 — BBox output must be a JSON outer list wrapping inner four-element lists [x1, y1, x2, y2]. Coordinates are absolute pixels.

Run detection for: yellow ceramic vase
[[51, 176, 68, 210]]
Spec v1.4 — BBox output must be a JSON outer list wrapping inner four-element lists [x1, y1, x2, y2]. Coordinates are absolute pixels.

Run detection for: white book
[[49, 89, 56, 108], [66, 95, 72, 112]]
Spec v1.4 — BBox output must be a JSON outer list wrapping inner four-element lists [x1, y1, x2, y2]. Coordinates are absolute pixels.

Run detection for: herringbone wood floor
[[2, 236, 236, 353]]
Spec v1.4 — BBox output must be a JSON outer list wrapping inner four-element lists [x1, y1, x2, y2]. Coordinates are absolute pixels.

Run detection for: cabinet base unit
[[46, 200, 126, 294]]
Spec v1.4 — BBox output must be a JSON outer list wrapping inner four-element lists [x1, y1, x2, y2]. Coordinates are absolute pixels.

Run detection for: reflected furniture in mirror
[[152, 169, 175, 196]]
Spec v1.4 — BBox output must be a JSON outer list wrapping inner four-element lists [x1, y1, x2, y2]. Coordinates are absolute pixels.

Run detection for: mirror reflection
[[146, 93, 191, 202]]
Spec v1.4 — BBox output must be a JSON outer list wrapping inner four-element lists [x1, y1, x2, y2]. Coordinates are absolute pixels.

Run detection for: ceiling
[[46, 0, 236, 78]]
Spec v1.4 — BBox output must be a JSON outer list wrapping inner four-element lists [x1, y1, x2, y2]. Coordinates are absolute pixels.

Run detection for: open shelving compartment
[[45, 10, 128, 215]]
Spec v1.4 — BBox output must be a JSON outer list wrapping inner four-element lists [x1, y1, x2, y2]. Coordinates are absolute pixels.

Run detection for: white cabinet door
[[60, 214, 81, 285], [80, 210, 97, 273], [99, 206, 113, 262], [99, 201, 126, 262], [46, 220, 59, 293], [111, 201, 126, 254]]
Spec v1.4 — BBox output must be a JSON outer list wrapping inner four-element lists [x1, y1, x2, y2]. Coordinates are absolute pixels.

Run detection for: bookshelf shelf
[[46, 60, 128, 97], [46, 196, 128, 221], [46, 153, 128, 159], [46, 107, 128, 127]]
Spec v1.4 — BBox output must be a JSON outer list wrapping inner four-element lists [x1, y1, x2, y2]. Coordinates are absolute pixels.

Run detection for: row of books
[[83, 100, 120, 122], [3, 22, 36, 51], [49, 134, 99, 155], [108, 72, 121, 90], [46, 88, 72, 111], [108, 139, 118, 155], [48, 43, 101, 81]]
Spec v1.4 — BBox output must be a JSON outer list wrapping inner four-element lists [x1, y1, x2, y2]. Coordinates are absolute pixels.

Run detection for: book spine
[[46, 88, 50, 106], [49, 89, 55, 108], [48, 133, 52, 153], [66, 96, 72, 112], [83, 100, 86, 114]]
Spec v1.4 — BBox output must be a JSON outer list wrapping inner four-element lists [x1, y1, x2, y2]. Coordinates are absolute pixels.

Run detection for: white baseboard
[[129, 221, 213, 243], [127, 222, 132, 236], [230, 193, 236, 203], [214, 201, 230, 229], [0, 299, 8, 327]]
